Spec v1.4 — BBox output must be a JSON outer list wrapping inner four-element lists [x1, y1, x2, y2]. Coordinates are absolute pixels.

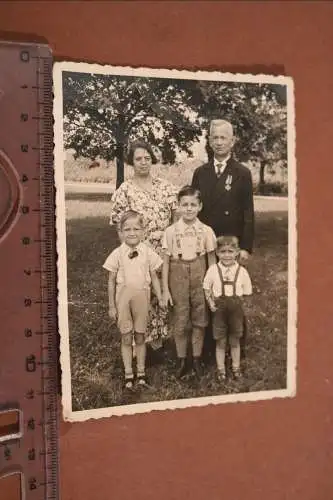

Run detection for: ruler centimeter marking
[[0, 42, 59, 499]]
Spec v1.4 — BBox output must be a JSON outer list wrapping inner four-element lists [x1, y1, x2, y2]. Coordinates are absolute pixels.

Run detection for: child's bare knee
[[229, 337, 240, 348], [216, 337, 227, 349], [134, 332, 145, 345], [122, 333, 133, 346]]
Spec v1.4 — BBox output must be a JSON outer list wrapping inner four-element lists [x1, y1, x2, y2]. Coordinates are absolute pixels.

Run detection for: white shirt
[[162, 218, 216, 261], [203, 262, 252, 298], [103, 242, 162, 289], [214, 155, 231, 176]]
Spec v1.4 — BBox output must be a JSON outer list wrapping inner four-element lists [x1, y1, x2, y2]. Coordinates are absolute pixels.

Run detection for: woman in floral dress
[[109, 140, 178, 351]]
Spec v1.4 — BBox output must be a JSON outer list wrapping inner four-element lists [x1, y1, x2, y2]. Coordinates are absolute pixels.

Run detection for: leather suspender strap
[[175, 228, 182, 259], [174, 223, 204, 260], [216, 263, 225, 296], [216, 263, 241, 296], [233, 264, 241, 295]]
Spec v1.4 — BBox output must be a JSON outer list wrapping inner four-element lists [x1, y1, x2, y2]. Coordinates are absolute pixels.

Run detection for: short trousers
[[212, 296, 244, 344], [116, 285, 150, 335], [169, 256, 208, 336]]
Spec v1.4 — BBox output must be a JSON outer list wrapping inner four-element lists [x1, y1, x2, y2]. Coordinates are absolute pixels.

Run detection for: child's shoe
[[193, 358, 204, 379], [136, 375, 152, 390], [176, 358, 187, 379], [217, 370, 227, 383], [232, 367, 242, 380], [124, 377, 135, 391]]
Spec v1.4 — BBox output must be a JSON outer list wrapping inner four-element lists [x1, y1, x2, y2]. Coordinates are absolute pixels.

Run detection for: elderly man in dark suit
[[191, 118, 255, 363], [192, 118, 254, 260]]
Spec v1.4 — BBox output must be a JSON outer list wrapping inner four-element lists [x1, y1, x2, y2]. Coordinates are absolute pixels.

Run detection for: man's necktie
[[216, 163, 224, 177], [129, 250, 139, 259]]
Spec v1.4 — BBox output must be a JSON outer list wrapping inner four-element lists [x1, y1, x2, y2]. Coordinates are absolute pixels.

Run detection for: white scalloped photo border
[[53, 61, 297, 422]]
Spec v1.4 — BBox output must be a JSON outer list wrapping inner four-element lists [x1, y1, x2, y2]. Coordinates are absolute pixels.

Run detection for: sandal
[[217, 370, 227, 383], [124, 378, 134, 390], [136, 376, 151, 389], [232, 368, 242, 380]]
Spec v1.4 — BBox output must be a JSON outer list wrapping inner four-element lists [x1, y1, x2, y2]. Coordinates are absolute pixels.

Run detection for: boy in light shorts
[[103, 210, 163, 390], [203, 235, 252, 381]]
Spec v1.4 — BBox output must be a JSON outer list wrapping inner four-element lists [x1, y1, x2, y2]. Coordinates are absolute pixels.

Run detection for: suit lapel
[[220, 158, 240, 184], [210, 158, 240, 204], [203, 160, 218, 191], [200, 157, 242, 213]]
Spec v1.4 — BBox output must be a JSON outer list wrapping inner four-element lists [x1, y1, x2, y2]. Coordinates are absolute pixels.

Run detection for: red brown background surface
[[1, 2, 333, 499]]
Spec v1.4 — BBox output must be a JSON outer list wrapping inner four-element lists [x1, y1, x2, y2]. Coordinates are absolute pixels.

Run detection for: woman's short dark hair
[[127, 140, 158, 166]]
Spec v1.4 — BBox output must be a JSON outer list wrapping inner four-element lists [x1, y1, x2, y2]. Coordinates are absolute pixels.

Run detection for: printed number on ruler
[[0, 42, 58, 500]]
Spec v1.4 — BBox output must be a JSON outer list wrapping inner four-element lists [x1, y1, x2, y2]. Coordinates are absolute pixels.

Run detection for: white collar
[[121, 241, 144, 254], [176, 217, 202, 232], [214, 155, 231, 168], [218, 261, 239, 272]]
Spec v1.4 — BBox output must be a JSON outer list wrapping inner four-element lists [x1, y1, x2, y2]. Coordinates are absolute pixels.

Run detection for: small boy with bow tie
[[103, 210, 163, 390]]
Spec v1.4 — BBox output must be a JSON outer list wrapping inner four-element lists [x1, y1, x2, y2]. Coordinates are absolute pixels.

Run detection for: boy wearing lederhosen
[[203, 235, 252, 381], [162, 186, 216, 379]]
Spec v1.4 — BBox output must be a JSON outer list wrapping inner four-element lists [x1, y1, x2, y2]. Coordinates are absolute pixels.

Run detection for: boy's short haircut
[[216, 235, 239, 250], [119, 210, 144, 230], [177, 185, 202, 203]]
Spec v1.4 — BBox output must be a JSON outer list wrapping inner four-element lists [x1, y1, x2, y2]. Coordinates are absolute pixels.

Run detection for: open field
[[63, 151, 288, 196], [64, 183, 288, 217], [64, 195, 288, 412]]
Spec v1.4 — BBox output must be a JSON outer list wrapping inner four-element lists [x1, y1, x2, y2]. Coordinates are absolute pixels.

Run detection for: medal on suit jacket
[[225, 174, 232, 191]]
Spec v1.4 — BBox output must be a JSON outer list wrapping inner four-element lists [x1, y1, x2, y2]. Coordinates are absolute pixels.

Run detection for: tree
[[197, 81, 288, 193], [63, 72, 203, 187], [63, 73, 288, 192]]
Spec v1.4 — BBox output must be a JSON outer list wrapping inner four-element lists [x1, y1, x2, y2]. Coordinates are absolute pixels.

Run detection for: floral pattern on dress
[[110, 177, 178, 343]]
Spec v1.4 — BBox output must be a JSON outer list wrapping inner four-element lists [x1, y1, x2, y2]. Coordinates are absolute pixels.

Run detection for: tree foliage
[[63, 72, 203, 186], [199, 82, 287, 161], [196, 81, 287, 191], [63, 72, 288, 189]]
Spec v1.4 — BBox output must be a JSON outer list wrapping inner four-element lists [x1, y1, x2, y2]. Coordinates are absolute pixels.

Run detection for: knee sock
[[192, 326, 204, 358], [121, 343, 133, 379], [134, 333, 146, 378], [135, 342, 146, 378], [215, 341, 226, 373], [175, 334, 188, 359], [230, 344, 241, 370]]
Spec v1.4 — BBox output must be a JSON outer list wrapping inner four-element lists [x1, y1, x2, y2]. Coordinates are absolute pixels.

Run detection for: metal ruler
[[0, 41, 59, 499]]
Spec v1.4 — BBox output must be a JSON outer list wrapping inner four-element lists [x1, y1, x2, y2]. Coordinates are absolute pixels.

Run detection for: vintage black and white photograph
[[53, 63, 296, 421]]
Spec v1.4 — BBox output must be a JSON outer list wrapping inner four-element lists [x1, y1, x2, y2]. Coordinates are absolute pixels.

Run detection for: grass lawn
[[65, 197, 288, 412]]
